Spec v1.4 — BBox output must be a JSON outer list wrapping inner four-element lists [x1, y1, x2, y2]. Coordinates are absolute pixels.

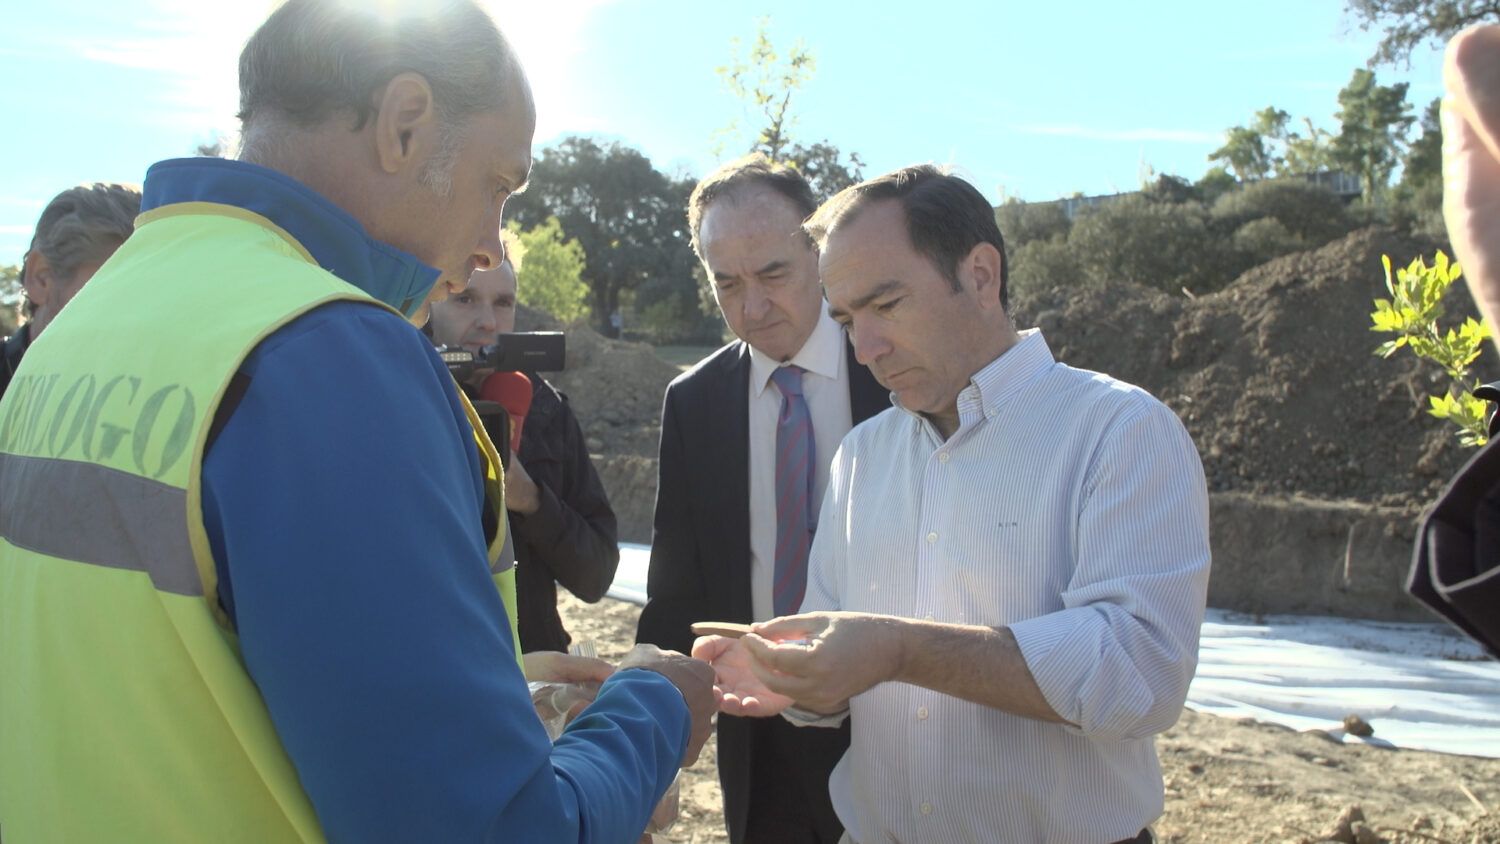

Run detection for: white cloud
[[1016, 124, 1220, 144]]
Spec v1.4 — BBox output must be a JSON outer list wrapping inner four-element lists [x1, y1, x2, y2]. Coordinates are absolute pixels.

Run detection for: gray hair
[[237, 0, 521, 146], [688, 153, 817, 259], [23, 184, 141, 312]]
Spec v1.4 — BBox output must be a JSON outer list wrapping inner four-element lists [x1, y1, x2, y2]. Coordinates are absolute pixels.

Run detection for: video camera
[[435, 332, 566, 471], [435, 331, 566, 381]]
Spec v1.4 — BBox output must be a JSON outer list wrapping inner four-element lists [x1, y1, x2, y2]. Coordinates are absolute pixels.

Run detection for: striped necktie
[[770, 365, 814, 616]]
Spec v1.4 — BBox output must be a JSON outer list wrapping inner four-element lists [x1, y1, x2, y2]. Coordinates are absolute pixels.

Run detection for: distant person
[[1407, 24, 1500, 654], [0, 1, 713, 841], [428, 232, 620, 653], [2, 183, 140, 398], [696, 165, 1211, 844], [637, 154, 887, 844]]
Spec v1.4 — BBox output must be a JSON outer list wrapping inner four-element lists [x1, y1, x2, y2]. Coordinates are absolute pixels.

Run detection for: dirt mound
[[1013, 226, 1481, 507], [538, 321, 682, 461]]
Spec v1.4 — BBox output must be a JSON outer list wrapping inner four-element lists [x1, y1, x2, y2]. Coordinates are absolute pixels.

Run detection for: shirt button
[[926, 532, 938, 543], [917, 706, 929, 720], [920, 802, 933, 815], [938, 452, 950, 463]]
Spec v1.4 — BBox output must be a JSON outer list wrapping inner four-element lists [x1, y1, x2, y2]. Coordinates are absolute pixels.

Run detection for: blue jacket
[[145, 157, 688, 843]]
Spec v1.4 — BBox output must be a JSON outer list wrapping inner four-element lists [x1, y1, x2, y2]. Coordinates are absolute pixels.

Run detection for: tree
[[1209, 125, 1275, 181], [1195, 167, 1240, 205], [715, 18, 864, 201], [1280, 117, 1338, 176], [1210, 179, 1354, 245], [993, 199, 1071, 251], [0, 264, 21, 337], [1210, 107, 1336, 179], [1209, 109, 1288, 180], [1332, 68, 1415, 203], [1069, 195, 1238, 294], [504, 137, 696, 336], [782, 141, 865, 203], [508, 218, 590, 324], [1345, 0, 1500, 66], [1397, 97, 1445, 232], [1007, 236, 1083, 299], [716, 17, 814, 162]]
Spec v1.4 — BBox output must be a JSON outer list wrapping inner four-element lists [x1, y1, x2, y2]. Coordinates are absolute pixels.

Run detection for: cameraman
[[430, 231, 621, 653]]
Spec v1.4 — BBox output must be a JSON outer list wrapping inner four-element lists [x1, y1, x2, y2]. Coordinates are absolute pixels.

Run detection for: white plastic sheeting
[[607, 543, 1500, 758]]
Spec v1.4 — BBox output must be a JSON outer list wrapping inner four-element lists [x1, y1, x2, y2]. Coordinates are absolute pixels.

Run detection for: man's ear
[[372, 72, 441, 176], [21, 250, 52, 309], [962, 241, 1005, 309]]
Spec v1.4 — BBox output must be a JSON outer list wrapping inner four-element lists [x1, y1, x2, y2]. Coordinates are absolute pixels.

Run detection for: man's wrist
[[883, 615, 917, 686]]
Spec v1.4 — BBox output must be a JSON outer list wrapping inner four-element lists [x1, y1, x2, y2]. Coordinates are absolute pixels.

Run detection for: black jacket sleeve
[[509, 391, 619, 604]]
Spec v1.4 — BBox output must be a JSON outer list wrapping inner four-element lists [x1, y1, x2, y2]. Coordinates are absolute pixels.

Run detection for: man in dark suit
[[637, 155, 887, 844]]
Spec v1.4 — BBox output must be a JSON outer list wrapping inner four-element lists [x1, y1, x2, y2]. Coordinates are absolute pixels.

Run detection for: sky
[[0, 0, 1450, 264]]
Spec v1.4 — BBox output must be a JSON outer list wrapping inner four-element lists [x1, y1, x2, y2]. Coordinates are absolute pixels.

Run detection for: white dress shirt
[[803, 329, 1211, 844], [747, 310, 855, 622]]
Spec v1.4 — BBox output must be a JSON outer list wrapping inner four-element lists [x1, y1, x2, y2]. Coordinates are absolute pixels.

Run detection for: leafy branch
[[1371, 251, 1492, 446]]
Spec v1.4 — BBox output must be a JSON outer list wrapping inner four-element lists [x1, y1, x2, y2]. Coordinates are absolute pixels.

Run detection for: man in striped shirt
[[696, 166, 1211, 844]]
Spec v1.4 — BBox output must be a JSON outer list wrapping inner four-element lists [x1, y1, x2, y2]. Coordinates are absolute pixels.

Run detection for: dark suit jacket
[[637, 338, 887, 843]]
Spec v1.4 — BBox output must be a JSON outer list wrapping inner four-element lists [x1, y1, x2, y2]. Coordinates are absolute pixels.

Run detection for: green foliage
[[716, 17, 814, 162], [1210, 179, 1353, 244], [1069, 195, 1236, 294], [0, 264, 21, 337], [1395, 98, 1445, 235], [1210, 107, 1336, 180], [714, 17, 863, 201], [509, 218, 590, 324], [1371, 251, 1492, 446], [1007, 236, 1082, 299], [1231, 217, 1304, 260], [1209, 125, 1276, 181], [505, 137, 697, 334], [994, 199, 1071, 250], [1194, 167, 1240, 205], [1333, 68, 1414, 204], [783, 141, 864, 203], [1345, 0, 1500, 66]]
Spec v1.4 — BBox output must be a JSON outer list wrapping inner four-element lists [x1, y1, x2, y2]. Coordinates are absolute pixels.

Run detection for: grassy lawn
[[653, 345, 719, 371]]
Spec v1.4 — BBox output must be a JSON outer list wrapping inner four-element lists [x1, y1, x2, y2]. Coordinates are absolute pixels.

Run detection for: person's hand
[[740, 612, 906, 715], [691, 635, 795, 717], [617, 643, 716, 766], [1443, 25, 1500, 336], [504, 456, 541, 515]]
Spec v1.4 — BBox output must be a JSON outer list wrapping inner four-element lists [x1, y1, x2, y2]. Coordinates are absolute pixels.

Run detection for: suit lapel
[[722, 343, 754, 621]]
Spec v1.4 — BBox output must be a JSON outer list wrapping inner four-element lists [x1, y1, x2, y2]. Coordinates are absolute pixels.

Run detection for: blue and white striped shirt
[[803, 329, 1211, 844]]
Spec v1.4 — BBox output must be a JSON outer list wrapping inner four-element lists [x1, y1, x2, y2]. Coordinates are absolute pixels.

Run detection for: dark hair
[[237, 0, 518, 131], [687, 153, 818, 258], [804, 165, 1008, 310]]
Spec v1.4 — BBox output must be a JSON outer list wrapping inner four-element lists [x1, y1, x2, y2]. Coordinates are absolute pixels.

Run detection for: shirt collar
[[139, 157, 441, 319], [749, 309, 845, 397], [952, 328, 1055, 425]]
